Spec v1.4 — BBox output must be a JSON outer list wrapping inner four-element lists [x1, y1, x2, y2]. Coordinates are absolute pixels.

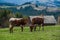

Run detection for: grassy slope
[[0, 25, 60, 40]]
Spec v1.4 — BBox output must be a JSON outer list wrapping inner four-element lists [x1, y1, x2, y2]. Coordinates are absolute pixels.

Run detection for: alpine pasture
[[0, 25, 60, 40]]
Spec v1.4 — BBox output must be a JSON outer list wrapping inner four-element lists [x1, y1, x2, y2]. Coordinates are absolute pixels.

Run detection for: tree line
[[0, 9, 23, 28]]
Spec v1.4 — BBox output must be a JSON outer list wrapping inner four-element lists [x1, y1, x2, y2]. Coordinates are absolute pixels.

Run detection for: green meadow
[[0, 25, 60, 40]]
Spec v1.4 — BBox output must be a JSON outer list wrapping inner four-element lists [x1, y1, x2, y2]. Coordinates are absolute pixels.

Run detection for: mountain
[[0, 0, 60, 6], [0, 0, 15, 6], [0, 2, 18, 6], [0, 1, 60, 20], [32, 0, 60, 7], [54, 1, 60, 7]]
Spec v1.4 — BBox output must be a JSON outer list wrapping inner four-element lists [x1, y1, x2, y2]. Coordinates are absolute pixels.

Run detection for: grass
[[0, 25, 60, 40]]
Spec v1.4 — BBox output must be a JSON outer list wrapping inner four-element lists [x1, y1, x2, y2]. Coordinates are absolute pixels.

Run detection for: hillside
[[0, 1, 60, 19]]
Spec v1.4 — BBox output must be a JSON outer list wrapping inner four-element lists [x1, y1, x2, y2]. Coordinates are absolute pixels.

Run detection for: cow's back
[[9, 18, 28, 26], [32, 17, 44, 25]]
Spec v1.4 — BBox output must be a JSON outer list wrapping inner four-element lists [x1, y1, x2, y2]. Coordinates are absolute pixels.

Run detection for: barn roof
[[29, 15, 57, 24], [44, 16, 57, 24]]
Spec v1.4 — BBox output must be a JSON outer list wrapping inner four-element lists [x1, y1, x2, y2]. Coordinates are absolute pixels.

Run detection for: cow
[[29, 16, 44, 32], [9, 18, 28, 33]]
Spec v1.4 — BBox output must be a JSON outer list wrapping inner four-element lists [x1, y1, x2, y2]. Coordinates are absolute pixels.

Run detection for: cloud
[[57, 0, 60, 1], [37, 0, 55, 2], [37, 0, 49, 2]]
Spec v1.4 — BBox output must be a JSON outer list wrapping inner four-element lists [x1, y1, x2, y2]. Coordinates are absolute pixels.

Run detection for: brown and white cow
[[9, 18, 28, 33], [29, 16, 44, 32]]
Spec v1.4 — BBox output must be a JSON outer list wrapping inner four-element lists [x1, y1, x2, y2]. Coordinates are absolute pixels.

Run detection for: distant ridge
[[0, 1, 60, 20], [0, 2, 18, 6]]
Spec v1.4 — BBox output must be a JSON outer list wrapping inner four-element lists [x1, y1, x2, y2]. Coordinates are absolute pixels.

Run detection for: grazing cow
[[9, 18, 28, 33], [29, 16, 44, 32]]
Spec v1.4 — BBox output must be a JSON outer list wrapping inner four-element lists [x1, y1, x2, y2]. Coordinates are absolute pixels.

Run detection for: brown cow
[[9, 18, 28, 33], [29, 17, 44, 32]]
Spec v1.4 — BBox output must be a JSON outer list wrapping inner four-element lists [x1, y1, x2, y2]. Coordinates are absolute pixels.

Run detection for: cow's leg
[[20, 25, 23, 32], [42, 24, 44, 31], [34, 24, 36, 31], [9, 24, 13, 33], [38, 24, 41, 31], [30, 25, 33, 32]]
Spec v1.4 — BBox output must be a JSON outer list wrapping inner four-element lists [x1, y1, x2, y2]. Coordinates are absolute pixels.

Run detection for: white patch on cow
[[9, 18, 23, 22]]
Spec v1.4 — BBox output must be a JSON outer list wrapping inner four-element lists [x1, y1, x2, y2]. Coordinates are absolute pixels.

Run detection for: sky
[[0, 0, 60, 5]]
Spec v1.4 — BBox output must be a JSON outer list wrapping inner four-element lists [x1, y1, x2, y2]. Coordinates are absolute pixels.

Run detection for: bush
[[15, 12, 23, 18]]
